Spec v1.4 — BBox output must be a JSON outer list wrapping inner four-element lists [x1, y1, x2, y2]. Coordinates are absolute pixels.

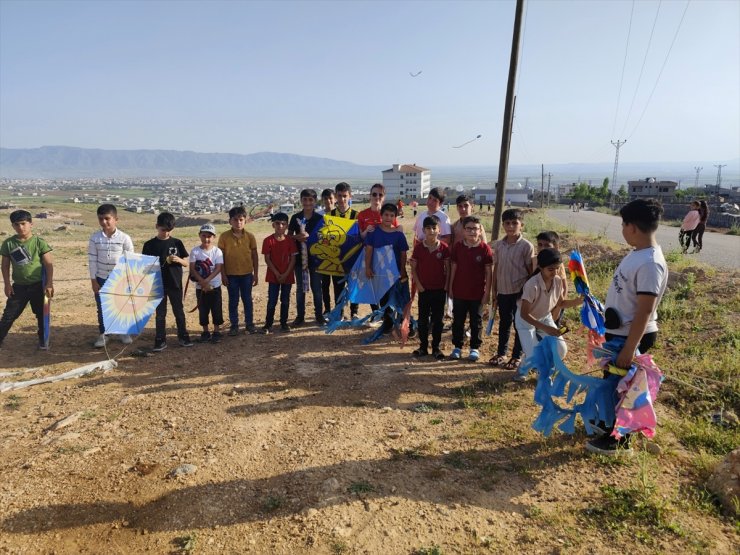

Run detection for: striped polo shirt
[[492, 235, 534, 295], [88, 228, 134, 280]]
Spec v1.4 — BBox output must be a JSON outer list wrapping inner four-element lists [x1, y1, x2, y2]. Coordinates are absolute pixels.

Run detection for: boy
[[586, 199, 668, 456], [536, 231, 568, 323], [88, 203, 134, 347], [218, 206, 259, 335], [0, 210, 54, 350], [317, 188, 336, 215], [189, 224, 224, 343], [142, 212, 192, 350], [413, 187, 451, 244], [329, 182, 359, 319], [318, 188, 336, 314], [451, 194, 487, 245], [489, 208, 535, 369], [410, 216, 450, 359], [288, 189, 325, 327], [449, 215, 493, 361], [261, 212, 298, 333], [365, 203, 409, 334]]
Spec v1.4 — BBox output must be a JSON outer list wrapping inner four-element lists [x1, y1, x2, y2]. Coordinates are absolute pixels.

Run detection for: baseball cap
[[199, 223, 216, 235]]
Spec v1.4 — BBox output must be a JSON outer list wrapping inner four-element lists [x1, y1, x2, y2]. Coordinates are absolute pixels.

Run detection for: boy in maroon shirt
[[410, 216, 450, 359], [449, 215, 493, 361]]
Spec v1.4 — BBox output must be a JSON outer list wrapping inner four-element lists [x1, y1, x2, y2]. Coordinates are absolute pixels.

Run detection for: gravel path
[[547, 208, 740, 270]]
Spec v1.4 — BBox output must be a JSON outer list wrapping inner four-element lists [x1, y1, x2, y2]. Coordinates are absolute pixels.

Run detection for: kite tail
[[325, 285, 375, 333], [362, 280, 415, 345]]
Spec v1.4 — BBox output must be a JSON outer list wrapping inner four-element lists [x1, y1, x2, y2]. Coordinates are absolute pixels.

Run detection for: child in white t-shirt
[[189, 224, 224, 343], [514, 248, 582, 379]]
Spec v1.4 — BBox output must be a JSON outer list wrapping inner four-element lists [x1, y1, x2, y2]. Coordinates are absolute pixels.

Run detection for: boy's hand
[[416, 281, 425, 293], [252, 274, 258, 286], [296, 232, 308, 242], [221, 275, 229, 286], [45, 283, 54, 299], [365, 267, 374, 279], [543, 325, 561, 337], [91, 279, 100, 294], [4, 283, 13, 298], [365, 224, 375, 234], [615, 346, 634, 370]]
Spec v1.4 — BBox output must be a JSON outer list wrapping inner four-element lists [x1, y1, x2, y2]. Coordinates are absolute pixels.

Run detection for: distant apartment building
[[382, 164, 431, 200], [628, 178, 678, 201], [474, 188, 530, 205]]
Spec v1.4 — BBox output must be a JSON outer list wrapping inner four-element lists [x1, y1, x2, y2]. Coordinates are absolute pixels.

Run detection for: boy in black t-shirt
[[142, 212, 193, 350]]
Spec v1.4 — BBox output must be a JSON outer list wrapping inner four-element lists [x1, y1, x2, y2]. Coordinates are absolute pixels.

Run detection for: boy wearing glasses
[[448, 215, 493, 361], [357, 183, 398, 239]]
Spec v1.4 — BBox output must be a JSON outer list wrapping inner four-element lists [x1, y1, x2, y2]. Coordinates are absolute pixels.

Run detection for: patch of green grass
[[411, 402, 440, 413], [669, 417, 739, 456], [429, 418, 443, 425], [80, 409, 97, 420], [726, 223, 740, 236], [347, 481, 375, 494], [412, 546, 443, 555], [330, 540, 349, 554], [4, 394, 22, 411], [261, 495, 284, 512], [172, 532, 197, 553]]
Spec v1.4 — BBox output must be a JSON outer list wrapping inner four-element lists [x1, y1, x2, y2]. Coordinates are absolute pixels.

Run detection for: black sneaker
[[408, 327, 417, 339], [291, 318, 305, 328], [245, 324, 257, 334], [199, 331, 212, 343], [259, 326, 270, 335], [412, 348, 429, 357], [280, 323, 291, 333], [228, 326, 239, 337], [316, 317, 328, 327], [585, 435, 633, 457], [211, 331, 223, 343], [178, 336, 194, 348], [432, 350, 446, 361], [350, 311, 359, 320], [153, 340, 167, 352]]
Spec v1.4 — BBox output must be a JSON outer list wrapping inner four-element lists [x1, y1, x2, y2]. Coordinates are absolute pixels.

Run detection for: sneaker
[[38, 343, 49, 351], [245, 324, 257, 334], [408, 327, 417, 339], [152, 340, 167, 352], [280, 323, 291, 333], [432, 350, 446, 361], [211, 331, 223, 343], [450, 348, 462, 360], [94, 334, 106, 348], [228, 326, 239, 337], [585, 435, 633, 457], [316, 317, 328, 327], [259, 326, 270, 335], [291, 318, 305, 328], [350, 312, 359, 320], [468, 349, 480, 362], [512, 373, 527, 383], [119, 334, 133, 345], [178, 336, 194, 348], [199, 331, 212, 343], [412, 348, 429, 357]]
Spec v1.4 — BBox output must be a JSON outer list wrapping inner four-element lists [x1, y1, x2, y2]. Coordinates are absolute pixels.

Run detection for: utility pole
[[546, 173, 552, 207], [714, 164, 726, 199], [693, 166, 702, 189], [540, 163, 544, 208], [492, 0, 525, 240], [610, 139, 626, 208]]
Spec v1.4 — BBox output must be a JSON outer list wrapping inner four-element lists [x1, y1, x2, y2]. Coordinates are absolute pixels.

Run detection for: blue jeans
[[266, 283, 292, 328], [294, 266, 323, 321], [94, 276, 107, 334], [226, 274, 253, 328]]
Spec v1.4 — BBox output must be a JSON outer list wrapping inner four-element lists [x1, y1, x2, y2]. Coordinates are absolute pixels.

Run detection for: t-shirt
[[451, 241, 493, 301], [605, 246, 668, 337], [189, 245, 224, 289], [518, 273, 564, 320], [142, 236, 188, 291], [492, 235, 534, 295], [262, 234, 298, 284], [411, 240, 450, 290], [413, 209, 452, 241], [288, 211, 324, 265], [0, 235, 52, 285], [365, 227, 409, 273], [681, 209, 700, 231], [356, 208, 397, 232], [88, 228, 134, 280], [217, 229, 257, 275], [329, 207, 358, 220]]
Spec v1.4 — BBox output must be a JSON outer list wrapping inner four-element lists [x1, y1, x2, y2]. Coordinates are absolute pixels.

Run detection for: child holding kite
[[189, 224, 224, 343], [142, 212, 193, 350], [88, 203, 134, 348], [0, 210, 54, 350], [535, 231, 568, 324], [261, 212, 297, 333]]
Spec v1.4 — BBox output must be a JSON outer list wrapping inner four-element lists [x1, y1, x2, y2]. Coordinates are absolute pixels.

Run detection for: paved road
[[547, 209, 740, 271]]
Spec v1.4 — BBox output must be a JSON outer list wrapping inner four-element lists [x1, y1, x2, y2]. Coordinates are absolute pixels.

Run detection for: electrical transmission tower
[[610, 139, 626, 207], [714, 164, 726, 199], [693, 166, 702, 189]]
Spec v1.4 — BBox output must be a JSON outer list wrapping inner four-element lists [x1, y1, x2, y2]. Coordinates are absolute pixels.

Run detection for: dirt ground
[[0, 208, 737, 554]]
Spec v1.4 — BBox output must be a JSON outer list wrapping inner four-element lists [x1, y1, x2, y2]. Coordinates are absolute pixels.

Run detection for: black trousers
[[0, 282, 44, 346], [196, 286, 224, 328], [418, 289, 445, 351], [496, 292, 522, 358], [155, 287, 188, 341], [322, 273, 358, 316], [452, 298, 483, 349], [691, 223, 705, 249]]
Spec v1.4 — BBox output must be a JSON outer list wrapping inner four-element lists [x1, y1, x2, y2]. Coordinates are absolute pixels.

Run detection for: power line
[[627, 0, 691, 139], [620, 0, 662, 138], [611, 0, 636, 138]]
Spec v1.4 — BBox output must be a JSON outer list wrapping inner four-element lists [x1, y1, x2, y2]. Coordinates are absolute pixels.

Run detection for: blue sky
[[1, 0, 738, 167]]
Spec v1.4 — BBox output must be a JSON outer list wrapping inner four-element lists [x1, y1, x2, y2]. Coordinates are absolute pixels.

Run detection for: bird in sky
[[453, 134, 482, 148], [409, 71, 422, 77]]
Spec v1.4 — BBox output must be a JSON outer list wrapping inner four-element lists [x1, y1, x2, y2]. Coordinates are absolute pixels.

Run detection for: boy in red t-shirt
[[410, 215, 450, 359], [449, 215, 493, 361], [261, 213, 298, 333]]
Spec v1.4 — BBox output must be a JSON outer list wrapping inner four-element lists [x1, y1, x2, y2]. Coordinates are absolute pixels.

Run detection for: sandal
[[488, 354, 506, 367], [502, 357, 520, 370]]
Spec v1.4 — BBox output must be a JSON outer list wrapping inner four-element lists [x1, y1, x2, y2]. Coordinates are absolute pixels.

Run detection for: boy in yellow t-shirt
[[218, 206, 259, 335]]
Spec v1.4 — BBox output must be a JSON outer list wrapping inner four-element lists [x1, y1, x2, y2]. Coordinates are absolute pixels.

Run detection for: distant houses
[[628, 177, 678, 201], [382, 164, 431, 200]]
